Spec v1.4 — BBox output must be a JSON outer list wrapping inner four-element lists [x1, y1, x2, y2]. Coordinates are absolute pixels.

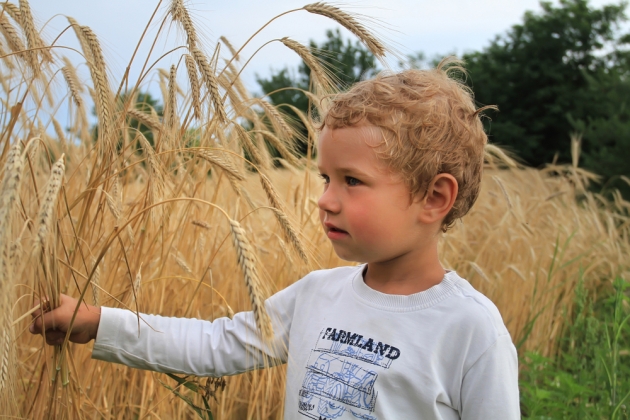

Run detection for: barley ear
[[61, 57, 84, 108], [0, 143, 25, 234], [197, 150, 245, 181], [228, 219, 273, 341], [1, 3, 21, 22], [132, 263, 142, 304], [256, 99, 294, 139], [219, 35, 239, 60], [184, 54, 202, 120], [172, 250, 193, 275], [166, 64, 178, 130], [191, 46, 227, 124], [79, 25, 115, 158], [279, 37, 334, 92], [259, 173, 308, 264], [0, 13, 26, 61], [33, 154, 65, 256], [18, 0, 52, 74], [0, 326, 10, 390], [127, 108, 163, 133], [303, 2, 386, 58], [170, 0, 198, 49], [91, 257, 101, 306]]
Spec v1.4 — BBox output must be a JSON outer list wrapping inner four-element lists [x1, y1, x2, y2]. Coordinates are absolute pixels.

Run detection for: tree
[[257, 29, 378, 154], [463, 0, 630, 179]]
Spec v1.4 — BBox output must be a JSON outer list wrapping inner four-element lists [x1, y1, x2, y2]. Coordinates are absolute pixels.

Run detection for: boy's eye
[[319, 173, 330, 184], [346, 176, 361, 186]]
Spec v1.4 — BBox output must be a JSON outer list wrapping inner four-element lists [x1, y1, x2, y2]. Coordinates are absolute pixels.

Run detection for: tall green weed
[[520, 276, 630, 419]]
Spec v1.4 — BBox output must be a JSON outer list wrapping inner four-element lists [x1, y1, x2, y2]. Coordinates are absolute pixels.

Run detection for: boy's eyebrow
[[324, 165, 374, 179]]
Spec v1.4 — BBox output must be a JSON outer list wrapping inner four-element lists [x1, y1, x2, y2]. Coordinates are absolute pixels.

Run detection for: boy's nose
[[317, 186, 341, 214]]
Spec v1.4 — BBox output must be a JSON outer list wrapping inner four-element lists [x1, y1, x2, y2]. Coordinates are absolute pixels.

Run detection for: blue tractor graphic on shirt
[[299, 352, 377, 419]]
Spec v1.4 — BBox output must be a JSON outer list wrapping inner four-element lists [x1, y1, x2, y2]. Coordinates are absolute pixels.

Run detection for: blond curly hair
[[319, 57, 494, 231]]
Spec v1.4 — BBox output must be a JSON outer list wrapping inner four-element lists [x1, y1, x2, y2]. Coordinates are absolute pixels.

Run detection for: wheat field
[[0, 1, 628, 418]]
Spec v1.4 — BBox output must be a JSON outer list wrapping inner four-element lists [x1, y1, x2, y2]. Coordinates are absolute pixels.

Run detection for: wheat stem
[[228, 218, 273, 341]]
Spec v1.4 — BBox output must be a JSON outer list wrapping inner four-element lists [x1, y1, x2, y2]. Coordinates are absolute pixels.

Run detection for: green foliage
[[257, 29, 378, 153], [520, 276, 630, 419], [463, 0, 630, 181], [159, 374, 227, 420]]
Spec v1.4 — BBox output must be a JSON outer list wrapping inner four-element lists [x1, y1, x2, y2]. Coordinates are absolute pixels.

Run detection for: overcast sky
[[31, 0, 625, 94]]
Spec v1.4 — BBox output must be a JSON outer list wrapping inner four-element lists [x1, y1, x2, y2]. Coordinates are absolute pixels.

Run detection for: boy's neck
[[362, 244, 445, 296]]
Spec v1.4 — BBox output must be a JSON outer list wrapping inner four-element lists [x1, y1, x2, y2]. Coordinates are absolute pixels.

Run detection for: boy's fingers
[[44, 330, 66, 346], [30, 309, 61, 335]]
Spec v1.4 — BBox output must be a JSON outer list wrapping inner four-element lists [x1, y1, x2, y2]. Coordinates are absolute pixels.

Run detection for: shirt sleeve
[[91, 284, 298, 377], [460, 334, 521, 420]]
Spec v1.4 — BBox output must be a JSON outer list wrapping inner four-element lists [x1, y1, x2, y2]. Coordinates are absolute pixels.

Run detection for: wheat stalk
[[133, 263, 142, 303], [172, 250, 193, 275], [0, 326, 12, 392], [0, 12, 28, 72], [0, 13, 25, 59], [67, 17, 92, 62], [8, 237, 22, 274], [197, 150, 244, 181], [166, 64, 178, 130], [492, 175, 513, 210], [33, 154, 65, 256], [232, 123, 267, 169], [18, 0, 52, 74], [219, 35, 239, 61], [258, 130, 299, 167], [61, 57, 84, 108], [279, 37, 333, 91], [77, 25, 114, 157], [0, 143, 25, 235], [184, 54, 202, 120], [127, 108, 163, 132], [138, 134, 165, 222], [222, 59, 249, 105], [170, 0, 198, 49], [52, 118, 66, 146], [256, 99, 293, 139], [0, 43, 14, 70], [2, 2, 21, 21], [191, 46, 227, 123], [228, 218, 273, 341], [91, 257, 100, 306], [275, 235, 294, 265], [104, 189, 120, 221], [192, 219, 211, 229], [259, 173, 308, 263], [303, 2, 386, 58]]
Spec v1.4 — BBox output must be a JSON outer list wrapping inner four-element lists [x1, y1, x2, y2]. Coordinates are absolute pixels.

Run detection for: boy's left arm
[[460, 334, 520, 419]]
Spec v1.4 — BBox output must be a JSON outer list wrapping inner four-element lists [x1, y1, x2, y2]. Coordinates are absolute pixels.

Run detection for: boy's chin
[[331, 247, 367, 264]]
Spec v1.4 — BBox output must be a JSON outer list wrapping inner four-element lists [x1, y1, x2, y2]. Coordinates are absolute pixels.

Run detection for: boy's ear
[[417, 174, 458, 225]]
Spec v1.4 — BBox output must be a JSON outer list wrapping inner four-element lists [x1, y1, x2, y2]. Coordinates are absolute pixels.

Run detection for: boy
[[30, 59, 520, 419]]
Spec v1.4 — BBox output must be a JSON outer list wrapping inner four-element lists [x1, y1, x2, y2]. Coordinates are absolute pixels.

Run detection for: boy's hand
[[29, 294, 101, 345]]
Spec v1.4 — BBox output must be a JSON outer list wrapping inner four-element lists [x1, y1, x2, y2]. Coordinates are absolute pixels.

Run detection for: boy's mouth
[[324, 222, 349, 239], [329, 227, 347, 233]]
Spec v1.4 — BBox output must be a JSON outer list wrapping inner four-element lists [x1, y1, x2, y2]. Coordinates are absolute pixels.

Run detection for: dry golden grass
[[0, 1, 628, 419]]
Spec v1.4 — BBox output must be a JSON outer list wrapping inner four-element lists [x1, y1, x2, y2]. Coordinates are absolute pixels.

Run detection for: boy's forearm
[[92, 306, 287, 376]]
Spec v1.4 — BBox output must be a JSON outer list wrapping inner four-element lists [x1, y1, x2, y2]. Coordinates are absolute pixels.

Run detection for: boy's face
[[317, 124, 431, 263]]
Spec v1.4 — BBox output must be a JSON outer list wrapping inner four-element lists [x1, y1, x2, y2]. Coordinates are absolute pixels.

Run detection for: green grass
[[520, 276, 630, 419]]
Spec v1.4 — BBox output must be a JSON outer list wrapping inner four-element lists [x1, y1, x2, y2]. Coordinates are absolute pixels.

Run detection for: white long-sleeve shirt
[[93, 266, 520, 419]]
